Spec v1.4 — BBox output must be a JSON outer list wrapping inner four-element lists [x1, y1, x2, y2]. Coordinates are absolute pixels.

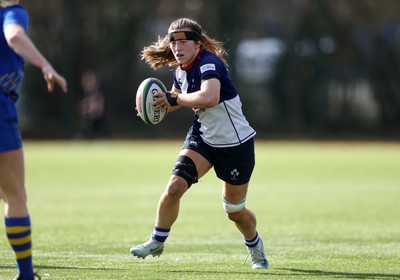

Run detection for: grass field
[[1, 140, 399, 280]]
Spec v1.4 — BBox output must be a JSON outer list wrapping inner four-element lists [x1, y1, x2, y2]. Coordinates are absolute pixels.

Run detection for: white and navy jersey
[[173, 49, 256, 148]]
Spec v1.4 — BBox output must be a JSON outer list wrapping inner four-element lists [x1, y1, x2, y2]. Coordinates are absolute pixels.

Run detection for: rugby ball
[[136, 77, 168, 125]]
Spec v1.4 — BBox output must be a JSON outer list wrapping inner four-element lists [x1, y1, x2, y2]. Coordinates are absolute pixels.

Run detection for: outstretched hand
[[42, 65, 68, 93]]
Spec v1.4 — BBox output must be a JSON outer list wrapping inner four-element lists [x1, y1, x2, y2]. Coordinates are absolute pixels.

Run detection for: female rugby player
[[130, 18, 268, 270]]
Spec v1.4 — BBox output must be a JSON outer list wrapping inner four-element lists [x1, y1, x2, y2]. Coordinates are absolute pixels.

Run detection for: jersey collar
[[180, 49, 204, 70]]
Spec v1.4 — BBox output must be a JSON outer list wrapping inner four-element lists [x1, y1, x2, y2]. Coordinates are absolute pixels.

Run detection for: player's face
[[169, 29, 200, 67]]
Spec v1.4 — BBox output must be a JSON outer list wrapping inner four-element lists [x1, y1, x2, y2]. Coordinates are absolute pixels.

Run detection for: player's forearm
[[177, 78, 220, 108], [7, 29, 51, 70], [177, 89, 219, 109]]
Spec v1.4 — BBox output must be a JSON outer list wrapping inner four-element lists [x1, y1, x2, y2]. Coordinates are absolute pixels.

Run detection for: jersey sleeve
[[2, 6, 29, 32], [198, 55, 224, 81]]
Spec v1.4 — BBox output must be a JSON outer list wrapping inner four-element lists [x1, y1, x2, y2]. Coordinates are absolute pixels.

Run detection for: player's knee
[[172, 155, 198, 188], [165, 178, 188, 198], [222, 196, 246, 221]]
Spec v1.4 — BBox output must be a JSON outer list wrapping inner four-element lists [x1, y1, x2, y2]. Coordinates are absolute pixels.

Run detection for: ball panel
[[136, 77, 168, 125], [136, 78, 150, 124]]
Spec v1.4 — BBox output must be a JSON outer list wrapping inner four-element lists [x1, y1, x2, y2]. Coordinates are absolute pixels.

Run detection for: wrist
[[165, 91, 178, 106], [41, 64, 52, 73]]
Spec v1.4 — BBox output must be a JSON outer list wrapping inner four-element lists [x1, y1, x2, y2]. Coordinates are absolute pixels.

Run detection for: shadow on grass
[[278, 268, 400, 279], [166, 269, 267, 276], [165, 268, 400, 279], [0, 264, 128, 271], [3, 265, 399, 279]]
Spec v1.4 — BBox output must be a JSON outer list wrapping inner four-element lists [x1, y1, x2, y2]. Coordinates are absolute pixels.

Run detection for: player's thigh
[[179, 148, 212, 178]]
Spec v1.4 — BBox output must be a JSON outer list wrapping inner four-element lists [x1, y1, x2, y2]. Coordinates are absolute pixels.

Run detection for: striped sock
[[5, 216, 34, 279], [244, 231, 260, 248], [152, 225, 170, 243]]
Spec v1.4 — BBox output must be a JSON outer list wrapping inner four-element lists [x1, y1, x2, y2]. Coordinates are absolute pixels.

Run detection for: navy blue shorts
[[0, 91, 22, 152], [182, 129, 255, 185]]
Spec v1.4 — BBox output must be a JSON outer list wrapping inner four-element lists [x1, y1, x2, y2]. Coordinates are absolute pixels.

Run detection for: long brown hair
[[0, 0, 18, 7], [141, 18, 228, 70]]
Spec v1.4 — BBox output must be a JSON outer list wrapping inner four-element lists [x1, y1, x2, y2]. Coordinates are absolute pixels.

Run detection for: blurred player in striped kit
[[1, 1, 67, 279]]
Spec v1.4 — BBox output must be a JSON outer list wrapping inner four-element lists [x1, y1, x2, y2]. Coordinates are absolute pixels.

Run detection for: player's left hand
[[42, 65, 68, 93], [153, 91, 177, 110]]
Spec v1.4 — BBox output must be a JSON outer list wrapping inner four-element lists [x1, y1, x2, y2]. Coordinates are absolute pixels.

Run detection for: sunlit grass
[[1, 140, 399, 279]]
